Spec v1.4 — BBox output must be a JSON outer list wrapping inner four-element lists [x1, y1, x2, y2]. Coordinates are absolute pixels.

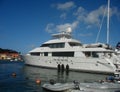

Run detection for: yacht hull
[[23, 55, 115, 74]]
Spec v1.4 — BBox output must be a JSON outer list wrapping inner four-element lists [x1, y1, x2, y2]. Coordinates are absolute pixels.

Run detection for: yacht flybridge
[[23, 27, 120, 74]]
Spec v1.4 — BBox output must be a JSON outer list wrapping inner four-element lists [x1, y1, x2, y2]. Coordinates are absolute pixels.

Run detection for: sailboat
[[22, 0, 120, 74]]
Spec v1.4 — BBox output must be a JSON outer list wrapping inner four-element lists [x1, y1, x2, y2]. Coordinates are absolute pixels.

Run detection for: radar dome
[[66, 27, 72, 33]]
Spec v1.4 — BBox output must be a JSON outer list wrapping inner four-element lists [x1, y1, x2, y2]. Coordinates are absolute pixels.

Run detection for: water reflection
[[0, 62, 117, 92], [23, 65, 110, 92], [23, 65, 108, 84]]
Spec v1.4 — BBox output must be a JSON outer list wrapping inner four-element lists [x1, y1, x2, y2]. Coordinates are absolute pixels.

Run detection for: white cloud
[[86, 25, 92, 29], [74, 5, 107, 27], [56, 23, 71, 32], [56, 21, 79, 32], [52, 1, 76, 20], [45, 21, 79, 33], [60, 13, 67, 19], [45, 23, 55, 33], [74, 5, 120, 28], [56, 1, 75, 11], [85, 5, 106, 25], [74, 6, 87, 17], [110, 7, 120, 18], [71, 21, 79, 30], [48, 2, 120, 33], [73, 6, 87, 24]]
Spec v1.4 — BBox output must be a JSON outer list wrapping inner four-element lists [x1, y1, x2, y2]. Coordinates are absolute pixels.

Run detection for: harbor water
[[0, 60, 109, 92]]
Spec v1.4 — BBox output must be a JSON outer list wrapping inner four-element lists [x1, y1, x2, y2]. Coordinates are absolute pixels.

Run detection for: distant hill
[[0, 48, 18, 53]]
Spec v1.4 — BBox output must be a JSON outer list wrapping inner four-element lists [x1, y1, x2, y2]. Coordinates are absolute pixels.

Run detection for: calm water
[[0, 60, 108, 92]]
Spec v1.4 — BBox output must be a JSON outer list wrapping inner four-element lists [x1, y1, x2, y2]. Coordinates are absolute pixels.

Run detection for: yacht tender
[[42, 81, 120, 92]]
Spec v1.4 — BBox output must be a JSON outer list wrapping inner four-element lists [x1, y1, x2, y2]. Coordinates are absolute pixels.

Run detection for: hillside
[[0, 48, 19, 53]]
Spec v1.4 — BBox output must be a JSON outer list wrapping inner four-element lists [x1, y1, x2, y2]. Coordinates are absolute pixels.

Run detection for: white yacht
[[22, 27, 120, 74], [23, 0, 120, 74]]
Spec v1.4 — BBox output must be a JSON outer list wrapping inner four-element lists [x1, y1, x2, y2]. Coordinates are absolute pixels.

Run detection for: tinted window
[[69, 42, 82, 46], [41, 43, 65, 48], [30, 52, 40, 56], [52, 52, 74, 57]]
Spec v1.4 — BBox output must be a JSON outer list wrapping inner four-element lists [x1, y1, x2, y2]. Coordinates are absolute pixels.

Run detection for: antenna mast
[[107, 0, 110, 44]]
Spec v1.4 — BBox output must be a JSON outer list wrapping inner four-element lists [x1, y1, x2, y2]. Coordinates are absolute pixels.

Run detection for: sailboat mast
[[107, 0, 110, 44]]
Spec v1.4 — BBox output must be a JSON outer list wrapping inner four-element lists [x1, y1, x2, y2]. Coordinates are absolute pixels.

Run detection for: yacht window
[[30, 52, 40, 56], [92, 52, 99, 57], [41, 44, 49, 47], [69, 42, 82, 46], [50, 43, 65, 48], [84, 52, 91, 57], [44, 52, 48, 56], [52, 52, 74, 57], [41, 43, 65, 48], [84, 52, 99, 58]]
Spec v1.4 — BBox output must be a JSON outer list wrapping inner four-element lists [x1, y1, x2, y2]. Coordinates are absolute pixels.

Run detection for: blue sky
[[0, 0, 120, 54]]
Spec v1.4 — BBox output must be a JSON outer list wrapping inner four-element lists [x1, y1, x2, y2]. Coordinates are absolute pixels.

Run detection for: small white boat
[[42, 82, 75, 92], [68, 82, 120, 92], [42, 81, 120, 92], [80, 82, 120, 89]]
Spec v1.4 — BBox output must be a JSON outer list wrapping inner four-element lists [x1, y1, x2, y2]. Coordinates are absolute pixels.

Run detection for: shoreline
[[0, 60, 24, 64]]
